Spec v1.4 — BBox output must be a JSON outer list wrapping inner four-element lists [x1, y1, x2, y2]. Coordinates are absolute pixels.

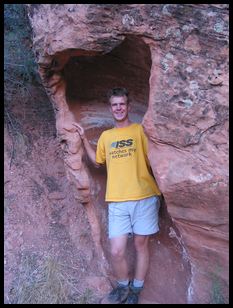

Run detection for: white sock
[[133, 279, 144, 288], [117, 279, 129, 287]]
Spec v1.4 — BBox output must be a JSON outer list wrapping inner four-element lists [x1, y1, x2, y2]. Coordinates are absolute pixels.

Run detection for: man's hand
[[73, 123, 85, 140], [72, 122, 100, 168]]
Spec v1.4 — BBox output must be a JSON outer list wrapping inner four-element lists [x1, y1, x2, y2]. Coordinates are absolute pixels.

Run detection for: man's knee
[[111, 246, 125, 260], [110, 235, 128, 260], [134, 235, 149, 252]]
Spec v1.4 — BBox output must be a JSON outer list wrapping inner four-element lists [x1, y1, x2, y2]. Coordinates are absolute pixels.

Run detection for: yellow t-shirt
[[96, 123, 161, 202]]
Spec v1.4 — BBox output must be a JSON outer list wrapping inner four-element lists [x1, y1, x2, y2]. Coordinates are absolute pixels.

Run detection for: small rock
[[48, 192, 66, 200]]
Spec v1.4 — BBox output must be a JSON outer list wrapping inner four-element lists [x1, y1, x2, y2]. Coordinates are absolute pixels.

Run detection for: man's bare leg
[[134, 234, 150, 281], [100, 234, 130, 304], [110, 234, 129, 280], [122, 235, 150, 304]]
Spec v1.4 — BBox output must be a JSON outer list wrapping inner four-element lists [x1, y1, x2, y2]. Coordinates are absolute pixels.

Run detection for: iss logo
[[109, 138, 136, 161], [111, 139, 133, 148]]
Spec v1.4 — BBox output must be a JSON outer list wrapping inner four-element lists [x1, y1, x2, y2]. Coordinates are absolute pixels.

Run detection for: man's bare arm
[[73, 123, 100, 168]]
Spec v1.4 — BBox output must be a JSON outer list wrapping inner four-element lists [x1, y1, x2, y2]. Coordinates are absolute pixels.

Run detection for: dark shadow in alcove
[[64, 35, 151, 129]]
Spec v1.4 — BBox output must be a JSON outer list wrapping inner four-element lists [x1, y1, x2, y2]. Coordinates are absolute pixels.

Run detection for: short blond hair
[[107, 87, 129, 102]]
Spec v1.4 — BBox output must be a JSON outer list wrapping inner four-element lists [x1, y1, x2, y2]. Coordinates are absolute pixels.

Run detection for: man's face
[[109, 95, 130, 122]]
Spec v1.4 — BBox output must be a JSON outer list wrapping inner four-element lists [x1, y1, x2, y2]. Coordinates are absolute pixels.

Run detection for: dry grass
[[9, 253, 96, 304], [10, 255, 68, 304], [4, 107, 30, 168]]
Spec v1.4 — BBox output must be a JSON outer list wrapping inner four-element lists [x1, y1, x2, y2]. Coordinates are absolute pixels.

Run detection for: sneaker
[[124, 282, 143, 304], [107, 282, 130, 304]]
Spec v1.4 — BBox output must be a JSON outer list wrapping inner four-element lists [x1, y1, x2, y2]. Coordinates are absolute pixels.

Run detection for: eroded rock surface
[[25, 4, 228, 304]]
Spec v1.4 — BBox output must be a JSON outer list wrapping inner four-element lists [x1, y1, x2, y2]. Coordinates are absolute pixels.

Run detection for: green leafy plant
[[209, 269, 228, 304]]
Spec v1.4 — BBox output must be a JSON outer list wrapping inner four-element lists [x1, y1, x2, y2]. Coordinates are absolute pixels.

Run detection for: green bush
[[209, 271, 228, 304], [4, 4, 39, 106], [4, 4, 45, 167]]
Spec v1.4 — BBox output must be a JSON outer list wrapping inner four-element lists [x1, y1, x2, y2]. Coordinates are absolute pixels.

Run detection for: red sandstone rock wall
[[26, 4, 229, 304]]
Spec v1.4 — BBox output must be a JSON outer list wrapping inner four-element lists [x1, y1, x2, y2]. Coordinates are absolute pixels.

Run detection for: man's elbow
[[94, 161, 101, 168], [94, 163, 100, 168]]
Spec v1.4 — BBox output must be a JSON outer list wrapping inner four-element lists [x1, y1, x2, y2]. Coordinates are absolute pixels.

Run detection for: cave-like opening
[[64, 35, 152, 134]]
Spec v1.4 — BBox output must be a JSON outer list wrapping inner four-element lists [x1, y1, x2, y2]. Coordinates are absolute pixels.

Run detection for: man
[[73, 87, 161, 304]]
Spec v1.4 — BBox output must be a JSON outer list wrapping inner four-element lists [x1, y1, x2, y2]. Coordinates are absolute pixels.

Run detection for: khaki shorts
[[108, 195, 160, 238]]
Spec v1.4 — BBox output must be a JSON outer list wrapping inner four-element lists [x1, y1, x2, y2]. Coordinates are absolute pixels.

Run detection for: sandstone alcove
[[58, 34, 192, 304], [65, 35, 150, 128]]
